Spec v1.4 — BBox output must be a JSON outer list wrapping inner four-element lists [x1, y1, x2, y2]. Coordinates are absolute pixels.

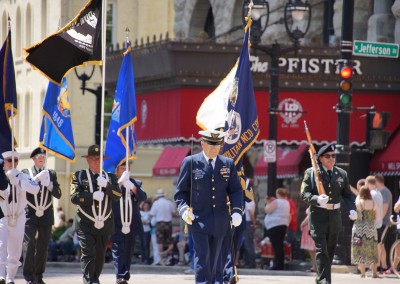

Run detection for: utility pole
[[334, 0, 354, 265]]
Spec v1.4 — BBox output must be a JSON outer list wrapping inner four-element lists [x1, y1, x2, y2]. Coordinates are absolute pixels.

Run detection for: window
[[106, 2, 117, 49]]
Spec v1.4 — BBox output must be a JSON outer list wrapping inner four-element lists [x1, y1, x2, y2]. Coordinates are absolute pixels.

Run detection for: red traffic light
[[340, 66, 352, 79]]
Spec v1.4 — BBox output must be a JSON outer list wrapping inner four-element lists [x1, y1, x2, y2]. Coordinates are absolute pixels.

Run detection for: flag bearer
[[70, 145, 122, 284], [22, 147, 62, 284]]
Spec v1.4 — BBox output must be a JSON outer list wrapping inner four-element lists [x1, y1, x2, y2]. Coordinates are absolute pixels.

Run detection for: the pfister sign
[[250, 55, 362, 75]]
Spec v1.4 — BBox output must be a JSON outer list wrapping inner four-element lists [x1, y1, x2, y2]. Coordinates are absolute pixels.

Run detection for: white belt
[[27, 200, 52, 211], [323, 203, 341, 210], [77, 206, 112, 223]]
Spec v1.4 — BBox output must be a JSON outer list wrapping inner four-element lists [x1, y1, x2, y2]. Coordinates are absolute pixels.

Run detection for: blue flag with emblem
[[0, 29, 18, 153], [222, 27, 260, 169], [104, 46, 137, 173], [39, 78, 76, 161]]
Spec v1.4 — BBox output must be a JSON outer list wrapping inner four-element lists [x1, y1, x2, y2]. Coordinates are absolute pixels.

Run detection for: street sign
[[353, 40, 399, 58], [263, 140, 276, 163]]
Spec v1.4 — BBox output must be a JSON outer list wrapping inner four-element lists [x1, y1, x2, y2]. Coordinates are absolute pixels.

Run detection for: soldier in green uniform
[[301, 144, 356, 284], [22, 147, 62, 284], [70, 145, 122, 284]]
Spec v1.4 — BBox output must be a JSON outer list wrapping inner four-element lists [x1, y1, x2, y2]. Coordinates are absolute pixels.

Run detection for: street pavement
[[11, 262, 400, 283]]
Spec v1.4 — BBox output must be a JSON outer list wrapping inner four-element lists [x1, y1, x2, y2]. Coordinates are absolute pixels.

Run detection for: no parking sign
[[263, 140, 276, 163]]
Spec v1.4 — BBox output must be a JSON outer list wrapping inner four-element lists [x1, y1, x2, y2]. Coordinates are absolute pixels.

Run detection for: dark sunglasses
[[6, 158, 19, 163], [322, 154, 336, 159]]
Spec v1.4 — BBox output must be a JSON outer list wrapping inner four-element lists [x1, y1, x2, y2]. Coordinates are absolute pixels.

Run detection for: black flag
[[24, 0, 102, 85]]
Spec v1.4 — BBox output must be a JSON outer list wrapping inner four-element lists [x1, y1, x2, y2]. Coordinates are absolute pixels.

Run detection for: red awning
[[152, 147, 190, 177], [370, 127, 400, 176], [254, 144, 308, 178]]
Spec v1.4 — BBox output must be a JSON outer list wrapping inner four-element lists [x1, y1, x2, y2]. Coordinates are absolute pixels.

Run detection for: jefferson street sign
[[353, 40, 399, 58]]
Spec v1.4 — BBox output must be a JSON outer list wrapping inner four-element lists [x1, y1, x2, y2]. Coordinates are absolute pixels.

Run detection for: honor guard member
[[111, 163, 147, 284], [0, 150, 40, 284], [301, 144, 356, 284], [175, 129, 243, 284], [70, 145, 122, 284], [22, 147, 62, 284]]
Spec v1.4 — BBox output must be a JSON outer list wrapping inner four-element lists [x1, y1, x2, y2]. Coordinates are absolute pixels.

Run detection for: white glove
[[317, 194, 329, 207], [35, 170, 50, 187], [96, 176, 108, 188], [231, 212, 242, 227], [349, 210, 358, 221], [182, 208, 195, 225], [6, 169, 20, 180], [9, 176, 20, 186], [118, 171, 130, 184], [93, 191, 104, 202], [123, 179, 134, 190]]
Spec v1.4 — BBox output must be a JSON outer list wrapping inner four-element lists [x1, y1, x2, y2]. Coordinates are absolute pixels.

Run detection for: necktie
[[208, 159, 213, 172], [327, 170, 332, 180], [8, 186, 14, 203]]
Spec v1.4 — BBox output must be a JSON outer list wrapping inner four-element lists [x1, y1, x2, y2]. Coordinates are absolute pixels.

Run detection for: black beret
[[30, 147, 46, 158], [317, 143, 336, 157]]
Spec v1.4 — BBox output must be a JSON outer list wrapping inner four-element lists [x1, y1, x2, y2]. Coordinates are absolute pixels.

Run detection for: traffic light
[[338, 65, 353, 110], [366, 111, 391, 150]]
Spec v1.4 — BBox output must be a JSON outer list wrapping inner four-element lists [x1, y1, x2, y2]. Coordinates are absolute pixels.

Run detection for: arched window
[[1, 11, 7, 41], [189, 0, 215, 40], [16, 7, 21, 57], [24, 92, 31, 147], [41, 0, 47, 38], [26, 4, 32, 47]]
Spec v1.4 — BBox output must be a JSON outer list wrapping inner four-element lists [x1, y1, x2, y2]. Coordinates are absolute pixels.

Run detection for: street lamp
[[242, 0, 311, 197], [75, 66, 103, 145]]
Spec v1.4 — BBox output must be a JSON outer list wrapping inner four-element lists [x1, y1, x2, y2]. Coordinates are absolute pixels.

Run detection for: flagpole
[[99, 0, 108, 218], [8, 16, 16, 221], [124, 27, 131, 230], [125, 27, 130, 173]]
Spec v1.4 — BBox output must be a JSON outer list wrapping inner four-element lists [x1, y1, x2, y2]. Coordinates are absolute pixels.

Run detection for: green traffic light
[[340, 93, 351, 105]]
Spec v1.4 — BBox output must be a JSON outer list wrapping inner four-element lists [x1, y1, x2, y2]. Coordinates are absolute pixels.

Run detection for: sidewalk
[[45, 259, 357, 276]]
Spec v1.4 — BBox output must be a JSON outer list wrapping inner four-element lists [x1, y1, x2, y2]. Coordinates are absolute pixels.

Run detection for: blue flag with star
[[104, 46, 137, 173], [0, 29, 18, 153], [222, 27, 260, 170], [39, 78, 76, 161]]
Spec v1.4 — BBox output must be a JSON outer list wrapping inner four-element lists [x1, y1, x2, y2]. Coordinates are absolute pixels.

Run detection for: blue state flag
[[0, 30, 17, 153], [39, 78, 76, 161], [222, 27, 260, 169], [104, 47, 137, 173]]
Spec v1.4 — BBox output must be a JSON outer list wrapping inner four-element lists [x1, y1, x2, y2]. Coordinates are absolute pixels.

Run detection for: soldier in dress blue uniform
[[22, 147, 62, 284], [175, 129, 243, 284], [111, 162, 147, 284], [301, 143, 357, 284], [70, 145, 122, 284]]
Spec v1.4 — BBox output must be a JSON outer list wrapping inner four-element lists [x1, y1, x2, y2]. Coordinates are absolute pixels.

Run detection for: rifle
[[304, 121, 326, 195]]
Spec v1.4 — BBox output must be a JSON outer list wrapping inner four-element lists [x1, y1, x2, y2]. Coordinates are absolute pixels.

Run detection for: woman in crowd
[[351, 185, 379, 278], [140, 200, 152, 265], [300, 208, 316, 273], [263, 188, 291, 270]]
